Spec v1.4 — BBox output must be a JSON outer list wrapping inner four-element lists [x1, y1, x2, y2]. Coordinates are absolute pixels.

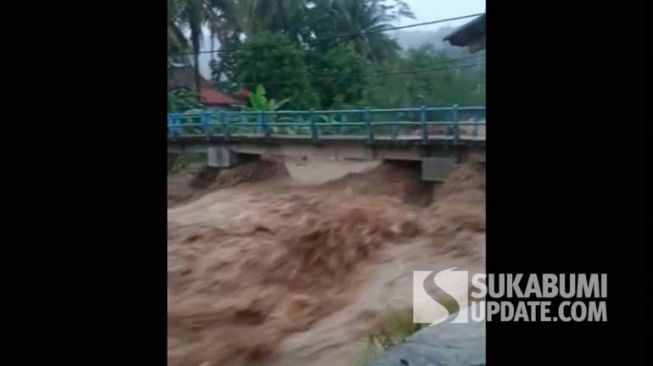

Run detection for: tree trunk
[[193, 53, 201, 94]]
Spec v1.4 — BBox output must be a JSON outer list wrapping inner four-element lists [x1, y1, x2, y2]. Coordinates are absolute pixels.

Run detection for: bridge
[[168, 106, 486, 181]]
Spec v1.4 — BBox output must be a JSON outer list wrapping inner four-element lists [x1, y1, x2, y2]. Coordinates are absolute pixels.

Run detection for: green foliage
[[168, 0, 212, 91], [307, 0, 412, 62], [306, 45, 368, 109], [244, 84, 290, 111], [242, 85, 303, 135], [233, 32, 318, 109], [168, 1, 485, 111], [362, 46, 486, 108], [351, 308, 425, 366], [168, 87, 203, 112]]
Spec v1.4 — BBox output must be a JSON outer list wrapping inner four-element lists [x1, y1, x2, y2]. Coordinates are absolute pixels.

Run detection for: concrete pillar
[[421, 157, 457, 182], [207, 147, 239, 168]]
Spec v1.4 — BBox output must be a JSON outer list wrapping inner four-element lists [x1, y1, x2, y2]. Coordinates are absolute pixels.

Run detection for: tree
[[361, 45, 486, 107], [206, 0, 309, 44], [243, 84, 290, 111], [232, 32, 318, 109], [205, 1, 311, 92], [167, 0, 206, 92], [306, 45, 367, 108], [168, 0, 238, 92], [168, 88, 203, 112], [307, 0, 413, 62], [167, 0, 486, 111]]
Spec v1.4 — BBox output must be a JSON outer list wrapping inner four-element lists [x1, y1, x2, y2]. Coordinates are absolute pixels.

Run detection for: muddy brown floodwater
[[167, 158, 485, 366]]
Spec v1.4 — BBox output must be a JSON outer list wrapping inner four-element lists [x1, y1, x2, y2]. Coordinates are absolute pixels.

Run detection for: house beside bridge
[[168, 65, 239, 110], [444, 14, 486, 53]]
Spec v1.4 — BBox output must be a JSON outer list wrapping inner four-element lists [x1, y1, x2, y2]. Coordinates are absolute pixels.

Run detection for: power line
[[300, 13, 484, 44], [247, 55, 486, 87], [238, 62, 485, 88], [376, 62, 485, 77], [303, 53, 484, 79], [170, 13, 484, 57], [359, 13, 483, 33], [233, 52, 481, 83]]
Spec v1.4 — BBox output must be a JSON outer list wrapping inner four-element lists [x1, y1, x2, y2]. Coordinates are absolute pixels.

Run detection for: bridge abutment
[[420, 157, 458, 182], [207, 147, 239, 168]]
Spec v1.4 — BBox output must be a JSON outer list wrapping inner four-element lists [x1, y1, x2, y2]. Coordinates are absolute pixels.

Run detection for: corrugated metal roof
[[444, 14, 486, 48]]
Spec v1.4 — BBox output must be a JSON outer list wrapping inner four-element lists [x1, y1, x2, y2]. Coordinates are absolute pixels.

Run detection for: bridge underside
[[168, 136, 485, 181]]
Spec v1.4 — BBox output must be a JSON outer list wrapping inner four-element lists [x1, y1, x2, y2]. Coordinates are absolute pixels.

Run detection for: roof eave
[[443, 14, 486, 47]]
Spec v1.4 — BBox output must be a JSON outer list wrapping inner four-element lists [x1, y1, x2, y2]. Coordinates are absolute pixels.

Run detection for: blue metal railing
[[167, 106, 486, 143]]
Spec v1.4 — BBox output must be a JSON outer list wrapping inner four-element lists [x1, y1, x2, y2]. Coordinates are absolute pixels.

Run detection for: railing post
[[237, 114, 245, 135], [365, 107, 373, 143], [293, 115, 302, 136], [452, 104, 459, 144], [339, 113, 347, 136], [259, 111, 270, 137], [202, 112, 212, 139], [220, 111, 229, 139], [420, 106, 428, 143], [309, 109, 318, 143], [168, 115, 176, 140], [392, 112, 400, 140], [175, 116, 182, 139]]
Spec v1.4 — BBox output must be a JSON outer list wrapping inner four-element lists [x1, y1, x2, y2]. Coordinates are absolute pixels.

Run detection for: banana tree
[[241, 84, 294, 134], [243, 84, 290, 111]]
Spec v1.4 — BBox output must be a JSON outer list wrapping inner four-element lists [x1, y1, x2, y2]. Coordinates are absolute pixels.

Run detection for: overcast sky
[[194, 0, 486, 77], [398, 0, 485, 30]]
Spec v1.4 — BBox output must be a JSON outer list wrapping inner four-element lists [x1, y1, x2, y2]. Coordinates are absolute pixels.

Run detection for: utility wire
[[237, 62, 485, 88], [170, 13, 484, 57], [217, 54, 486, 88]]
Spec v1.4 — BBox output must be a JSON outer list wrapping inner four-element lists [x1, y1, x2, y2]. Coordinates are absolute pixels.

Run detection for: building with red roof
[[168, 65, 240, 110], [198, 78, 238, 108]]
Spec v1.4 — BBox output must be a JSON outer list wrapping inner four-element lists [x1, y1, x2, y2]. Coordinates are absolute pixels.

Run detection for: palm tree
[[168, 0, 414, 91], [168, 0, 217, 92], [308, 0, 413, 61], [168, 0, 189, 57], [213, 0, 308, 41], [169, 0, 308, 91]]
